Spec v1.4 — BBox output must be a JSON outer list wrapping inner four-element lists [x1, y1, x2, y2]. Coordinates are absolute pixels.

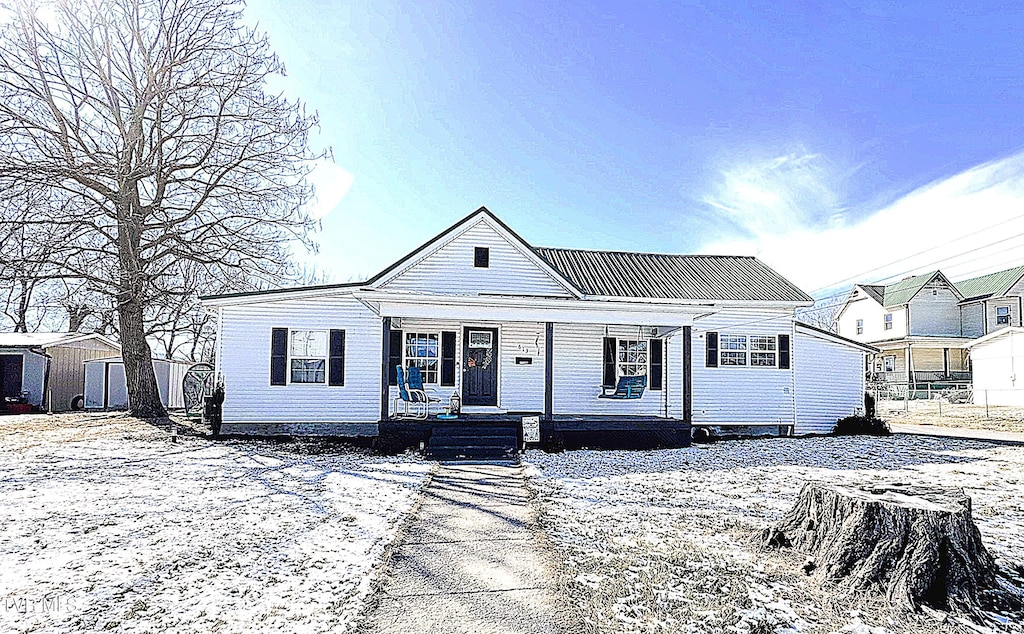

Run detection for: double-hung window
[[617, 339, 648, 377], [997, 306, 1010, 325], [720, 335, 748, 366], [405, 332, 439, 384], [290, 330, 327, 383], [856, 319, 864, 335], [749, 335, 777, 366], [884, 313, 893, 330], [883, 356, 896, 372]]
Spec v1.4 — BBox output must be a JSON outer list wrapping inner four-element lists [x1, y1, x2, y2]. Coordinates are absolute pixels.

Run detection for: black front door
[[462, 327, 498, 406]]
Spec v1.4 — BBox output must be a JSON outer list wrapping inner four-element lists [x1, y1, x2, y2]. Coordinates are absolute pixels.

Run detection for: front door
[[462, 327, 498, 406]]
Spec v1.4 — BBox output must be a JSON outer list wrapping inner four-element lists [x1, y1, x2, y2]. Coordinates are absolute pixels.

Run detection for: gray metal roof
[[533, 248, 813, 302]]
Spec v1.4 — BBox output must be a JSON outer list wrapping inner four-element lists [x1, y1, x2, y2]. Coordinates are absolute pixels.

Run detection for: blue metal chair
[[393, 366, 442, 419], [599, 375, 647, 400]]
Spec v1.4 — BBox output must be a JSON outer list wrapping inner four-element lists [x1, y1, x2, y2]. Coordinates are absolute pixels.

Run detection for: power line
[[809, 213, 1024, 294]]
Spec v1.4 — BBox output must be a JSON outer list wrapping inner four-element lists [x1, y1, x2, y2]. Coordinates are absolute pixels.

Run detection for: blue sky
[[245, 1, 1024, 293]]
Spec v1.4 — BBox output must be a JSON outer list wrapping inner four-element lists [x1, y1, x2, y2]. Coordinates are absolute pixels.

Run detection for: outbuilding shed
[[84, 357, 190, 410], [0, 332, 120, 412], [967, 327, 1024, 406]]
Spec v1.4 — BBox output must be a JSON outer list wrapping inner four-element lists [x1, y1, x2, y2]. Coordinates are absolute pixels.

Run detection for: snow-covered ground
[[525, 436, 1024, 634], [0, 413, 432, 633]]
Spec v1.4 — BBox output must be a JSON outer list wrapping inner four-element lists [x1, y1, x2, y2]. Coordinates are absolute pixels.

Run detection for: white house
[[203, 207, 874, 449], [0, 332, 120, 412], [967, 327, 1024, 406]]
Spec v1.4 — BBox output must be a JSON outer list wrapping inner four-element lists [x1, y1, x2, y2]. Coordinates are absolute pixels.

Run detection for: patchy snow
[[525, 435, 1024, 634], [0, 414, 431, 633]]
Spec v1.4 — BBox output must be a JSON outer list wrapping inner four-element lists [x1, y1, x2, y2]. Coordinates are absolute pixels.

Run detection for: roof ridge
[[535, 246, 755, 259]]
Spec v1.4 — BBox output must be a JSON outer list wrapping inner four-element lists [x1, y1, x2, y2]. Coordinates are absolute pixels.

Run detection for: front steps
[[424, 425, 520, 463]]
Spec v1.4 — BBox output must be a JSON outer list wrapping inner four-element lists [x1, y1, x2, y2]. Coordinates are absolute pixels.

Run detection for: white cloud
[[306, 161, 354, 221], [699, 152, 1024, 296], [703, 150, 843, 237]]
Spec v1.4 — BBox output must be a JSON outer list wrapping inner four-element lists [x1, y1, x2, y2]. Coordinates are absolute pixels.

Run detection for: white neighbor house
[[203, 208, 874, 445], [968, 327, 1024, 406]]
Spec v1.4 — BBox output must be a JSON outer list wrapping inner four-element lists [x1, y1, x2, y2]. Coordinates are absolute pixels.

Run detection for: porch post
[[380, 317, 391, 422], [683, 326, 692, 424], [544, 322, 554, 421]]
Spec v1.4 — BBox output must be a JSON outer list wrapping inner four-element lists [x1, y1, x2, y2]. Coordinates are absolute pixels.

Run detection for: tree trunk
[[117, 296, 166, 418], [759, 483, 1007, 621]]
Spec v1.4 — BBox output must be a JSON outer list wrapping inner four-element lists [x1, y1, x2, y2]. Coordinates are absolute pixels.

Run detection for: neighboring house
[[202, 207, 874, 446], [954, 265, 1024, 337], [967, 327, 1024, 406], [0, 332, 121, 412], [83, 357, 190, 410], [836, 271, 972, 384]]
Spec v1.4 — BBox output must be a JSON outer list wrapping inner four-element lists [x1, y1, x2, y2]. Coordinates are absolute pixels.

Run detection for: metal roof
[[858, 284, 885, 305], [0, 332, 118, 349], [879, 271, 940, 307], [533, 248, 813, 302], [954, 265, 1024, 302]]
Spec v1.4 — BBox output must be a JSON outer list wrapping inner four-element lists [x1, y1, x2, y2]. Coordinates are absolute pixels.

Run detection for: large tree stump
[[759, 482, 1003, 619]]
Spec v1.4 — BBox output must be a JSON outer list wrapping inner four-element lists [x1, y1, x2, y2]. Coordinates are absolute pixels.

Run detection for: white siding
[[794, 330, 865, 434], [551, 324, 668, 417], [908, 282, 962, 336], [381, 219, 573, 297], [691, 309, 796, 426], [386, 319, 547, 414], [971, 330, 1024, 406], [837, 293, 907, 342], [220, 295, 383, 424], [961, 302, 985, 338]]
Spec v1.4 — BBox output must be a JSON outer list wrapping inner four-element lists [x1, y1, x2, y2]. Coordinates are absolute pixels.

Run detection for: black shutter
[[649, 339, 663, 390], [329, 330, 346, 386], [602, 337, 617, 387], [388, 330, 403, 386], [706, 331, 718, 367], [441, 331, 457, 386], [271, 328, 288, 385], [778, 334, 791, 369]]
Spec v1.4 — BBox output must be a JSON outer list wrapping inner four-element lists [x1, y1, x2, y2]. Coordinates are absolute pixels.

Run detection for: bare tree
[[0, 0, 321, 416], [796, 290, 849, 333]]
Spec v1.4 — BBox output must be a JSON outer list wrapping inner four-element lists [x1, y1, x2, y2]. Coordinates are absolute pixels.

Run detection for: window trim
[[288, 329, 328, 385], [616, 338, 649, 379], [884, 313, 893, 330], [404, 331, 441, 385], [716, 333, 780, 368], [856, 319, 864, 335], [883, 355, 896, 372], [996, 306, 1010, 325]]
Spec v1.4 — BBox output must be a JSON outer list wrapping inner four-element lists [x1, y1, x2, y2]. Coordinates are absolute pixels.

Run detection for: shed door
[[106, 363, 129, 409], [462, 328, 498, 406], [0, 354, 23, 405]]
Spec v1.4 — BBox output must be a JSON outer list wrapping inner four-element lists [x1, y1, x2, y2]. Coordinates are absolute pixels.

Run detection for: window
[[884, 313, 893, 330], [405, 332, 439, 384], [856, 319, 864, 335], [468, 330, 492, 348], [290, 330, 327, 383], [617, 339, 648, 377], [474, 247, 490, 268], [883, 356, 895, 372], [749, 335, 777, 366], [720, 335, 747, 366], [997, 306, 1010, 325]]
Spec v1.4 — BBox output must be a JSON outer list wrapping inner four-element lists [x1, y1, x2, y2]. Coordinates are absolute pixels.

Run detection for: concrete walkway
[[890, 422, 1024, 444], [358, 464, 572, 634]]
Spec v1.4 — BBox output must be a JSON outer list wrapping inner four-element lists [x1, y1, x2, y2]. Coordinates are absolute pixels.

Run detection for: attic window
[[474, 247, 489, 268]]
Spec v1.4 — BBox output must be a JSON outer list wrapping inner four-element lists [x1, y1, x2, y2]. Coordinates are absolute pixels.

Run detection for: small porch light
[[449, 391, 461, 414]]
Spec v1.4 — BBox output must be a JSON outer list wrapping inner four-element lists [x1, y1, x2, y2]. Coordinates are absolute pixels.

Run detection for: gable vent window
[[884, 313, 893, 330], [474, 247, 490, 268]]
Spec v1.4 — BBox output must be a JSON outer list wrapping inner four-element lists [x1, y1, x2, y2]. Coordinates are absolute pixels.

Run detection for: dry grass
[[879, 400, 1024, 434]]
